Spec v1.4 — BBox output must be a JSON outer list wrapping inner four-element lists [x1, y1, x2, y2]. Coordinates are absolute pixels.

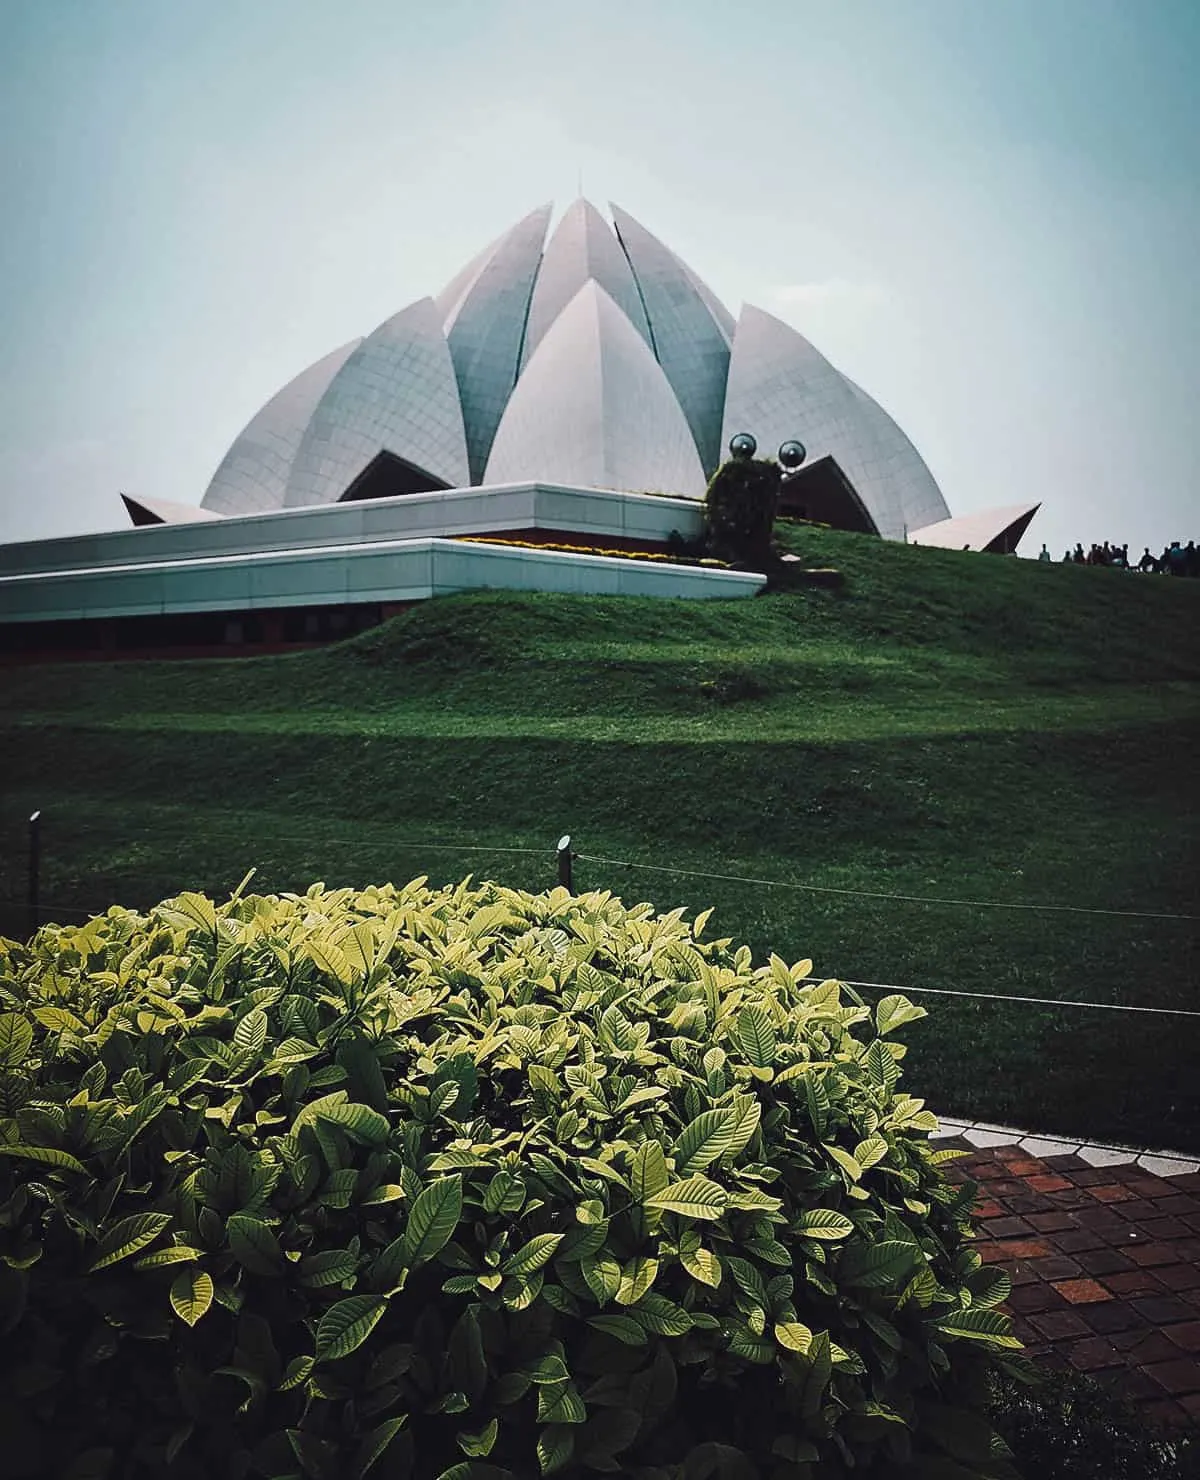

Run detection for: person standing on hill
[[1038, 543, 1051, 562], [1138, 547, 1159, 573]]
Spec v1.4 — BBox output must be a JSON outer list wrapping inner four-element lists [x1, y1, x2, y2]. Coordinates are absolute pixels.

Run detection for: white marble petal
[[610, 203, 732, 477], [909, 503, 1041, 553], [721, 304, 949, 540], [283, 298, 469, 508], [201, 340, 361, 515], [484, 280, 707, 498], [443, 203, 552, 483], [521, 199, 652, 369]]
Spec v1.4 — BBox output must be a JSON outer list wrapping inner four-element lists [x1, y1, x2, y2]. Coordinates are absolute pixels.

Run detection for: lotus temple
[[0, 199, 1037, 658]]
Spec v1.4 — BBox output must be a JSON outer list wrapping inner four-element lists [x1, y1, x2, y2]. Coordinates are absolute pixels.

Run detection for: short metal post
[[27, 810, 41, 939], [557, 834, 573, 894]]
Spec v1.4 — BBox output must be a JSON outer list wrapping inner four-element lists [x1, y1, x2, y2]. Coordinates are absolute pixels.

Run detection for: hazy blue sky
[[1, 0, 1197, 558]]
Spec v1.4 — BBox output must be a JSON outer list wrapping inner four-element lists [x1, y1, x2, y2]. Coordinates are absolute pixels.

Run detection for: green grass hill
[[2, 524, 1197, 1149]]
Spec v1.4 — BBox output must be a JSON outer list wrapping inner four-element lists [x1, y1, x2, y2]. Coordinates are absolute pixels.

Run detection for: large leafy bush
[[0, 879, 1021, 1479]]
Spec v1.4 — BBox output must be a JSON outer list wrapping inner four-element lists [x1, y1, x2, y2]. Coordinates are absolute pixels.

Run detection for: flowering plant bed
[[456, 535, 729, 569]]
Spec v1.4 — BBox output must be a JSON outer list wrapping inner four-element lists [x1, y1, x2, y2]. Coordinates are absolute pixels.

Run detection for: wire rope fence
[[2, 809, 1197, 1150]]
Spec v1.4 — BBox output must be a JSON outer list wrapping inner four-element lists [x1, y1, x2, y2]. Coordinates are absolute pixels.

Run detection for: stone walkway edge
[[933, 1116, 1200, 1179]]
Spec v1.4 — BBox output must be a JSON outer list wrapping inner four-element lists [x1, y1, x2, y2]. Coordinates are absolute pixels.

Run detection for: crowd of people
[[1036, 540, 1199, 576]]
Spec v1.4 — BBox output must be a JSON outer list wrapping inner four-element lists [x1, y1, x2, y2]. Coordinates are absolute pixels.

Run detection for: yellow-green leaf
[[680, 1243, 722, 1288], [616, 1256, 658, 1305], [853, 1136, 888, 1171], [170, 1268, 214, 1326], [0, 1014, 33, 1071], [735, 1005, 776, 1068], [90, 1212, 173, 1271], [774, 1320, 814, 1353], [134, 1245, 202, 1269], [646, 1175, 728, 1221], [826, 1144, 863, 1182], [629, 1140, 669, 1202], [0, 1143, 87, 1175], [875, 994, 928, 1037], [794, 1209, 854, 1241], [672, 1109, 737, 1174]]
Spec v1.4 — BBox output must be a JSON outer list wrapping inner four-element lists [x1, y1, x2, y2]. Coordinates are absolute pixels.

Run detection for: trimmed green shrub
[[0, 879, 1021, 1479], [991, 1367, 1200, 1479], [703, 458, 782, 565]]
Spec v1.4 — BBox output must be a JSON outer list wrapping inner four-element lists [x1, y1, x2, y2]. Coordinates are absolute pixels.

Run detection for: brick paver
[[950, 1141, 1200, 1427]]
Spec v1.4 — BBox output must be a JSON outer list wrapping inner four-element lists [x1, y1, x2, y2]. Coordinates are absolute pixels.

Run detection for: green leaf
[[726, 1322, 775, 1363], [673, 1109, 738, 1174], [134, 1245, 202, 1269], [865, 1040, 900, 1092], [853, 1135, 889, 1170], [319, 1099, 391, 1147], [616, 1256, 658, 1305], [793, 1208, 853, 1241], [518, 1354, 571, 1385], [875, 993, 927, 1036], [576, 1198, 606, 1225], [169, 1268, 214, 1327], [361, 1184, 406, 1207], [299, 1249, 359, 1287], [279, 1356, 314, 1392], [646, 1175, 728, 1221], [90, 1212, 172, 1271], [587, 1313, 648, 1346], [502, 1233, 564, 1277], [680, 1243, 722, 1288], [839, 1240, 919, 1289], [355, 1416, 408, 1477], [720, 1094, 761, 1162], [934, 1307, 1022, 1348], [0, 1143, 87, 1175], [0, 1014, 34, 1070], [483, 1171, 525, 1214], [233, 1007, 268, 1055], [401, 1175, 463, 1268], [315, 1295, 388, 1363], [537, 1381, 586, 1424], [456, 1418, 498, 1458], [226, 1214, 283, 1275], [537, 1424, 575, 1476], [826, 1144, 863, 1182], [967, 1266, 1012, 1310], [735, 1005, 776, 1068], [629, 1140, 670, 1201], [773, 1320, 813, 1353], [167, 891, 219, 934], [579, 1254, 622, 1305], [31, 1005, 87, 1034], [630, 1292, 691, 1336]]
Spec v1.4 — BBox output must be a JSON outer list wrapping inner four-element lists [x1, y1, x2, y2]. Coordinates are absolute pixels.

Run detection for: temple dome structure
[[196, 198, 1029, 547]]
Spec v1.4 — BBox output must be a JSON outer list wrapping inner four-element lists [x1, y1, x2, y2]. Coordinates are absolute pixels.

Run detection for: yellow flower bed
[[456, 535, 729, 568]]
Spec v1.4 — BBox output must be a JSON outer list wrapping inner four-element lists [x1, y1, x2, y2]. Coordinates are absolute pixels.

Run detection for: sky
[[0, 0, 1197, 560]]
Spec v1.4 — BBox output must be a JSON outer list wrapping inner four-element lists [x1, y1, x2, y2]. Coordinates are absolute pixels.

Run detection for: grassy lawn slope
[[2, 524, 1197, 1149]]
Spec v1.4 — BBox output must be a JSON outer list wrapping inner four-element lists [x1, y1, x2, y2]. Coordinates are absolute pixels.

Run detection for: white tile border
[[932, 1114, 1200, 1177]]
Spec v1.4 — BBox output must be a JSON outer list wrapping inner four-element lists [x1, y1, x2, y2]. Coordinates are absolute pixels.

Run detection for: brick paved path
[[950, 1140, 1200, 1429]]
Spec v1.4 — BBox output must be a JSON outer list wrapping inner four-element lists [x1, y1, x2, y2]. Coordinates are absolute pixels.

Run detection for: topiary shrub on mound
[[703, 458, 782, 566], [0, 879, 1022, 1480]]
